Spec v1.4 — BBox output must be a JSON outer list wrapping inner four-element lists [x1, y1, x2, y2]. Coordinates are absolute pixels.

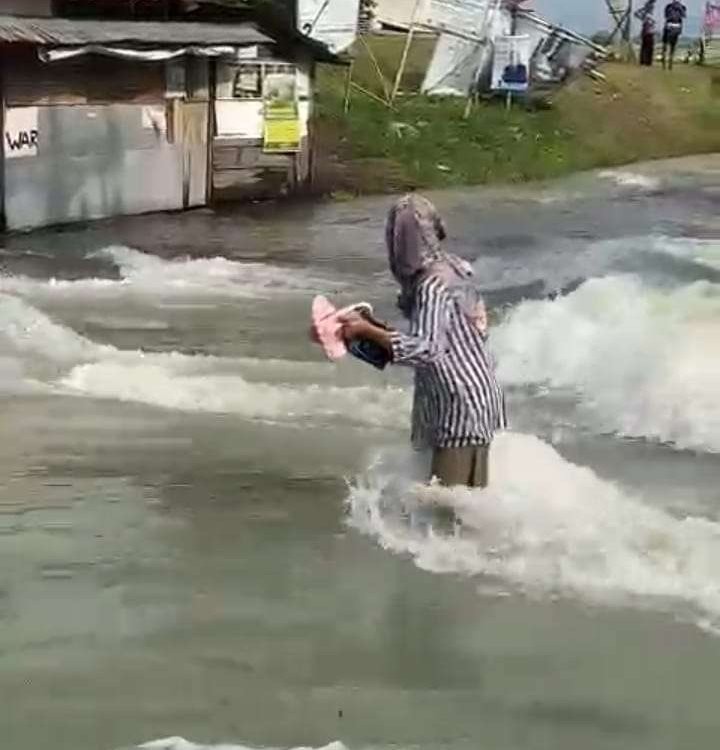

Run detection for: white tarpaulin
[[375, 0, 490, 36], [417, 0, 491, 40], [39, 45, 245, 63], [375, 0, 422, 31], [297, 0, 360, 52], [422, 34, 485, 95], [421, 5, 604, 97], [607, 0, 629, 14], [421, 0, 507, 96], [375, 0, 499, 38]]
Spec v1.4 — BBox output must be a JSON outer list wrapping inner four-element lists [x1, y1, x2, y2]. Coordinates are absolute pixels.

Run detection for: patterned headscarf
[[385, 194, 486, 333]]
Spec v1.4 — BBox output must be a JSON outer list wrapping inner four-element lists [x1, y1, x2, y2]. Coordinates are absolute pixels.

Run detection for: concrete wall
[[4, 104, 184, 231], [0, 0, 53, 16]]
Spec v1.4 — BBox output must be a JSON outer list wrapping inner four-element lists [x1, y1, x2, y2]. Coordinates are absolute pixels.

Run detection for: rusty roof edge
[[0, 15, 344, 62], [0, 15, 273, 46]]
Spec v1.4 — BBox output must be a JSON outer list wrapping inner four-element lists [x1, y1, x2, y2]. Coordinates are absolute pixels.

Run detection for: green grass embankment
[[313, 36, 720, 194]]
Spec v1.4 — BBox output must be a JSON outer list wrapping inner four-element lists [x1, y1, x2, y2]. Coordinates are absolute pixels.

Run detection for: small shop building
[[0, 7, 341, 230]]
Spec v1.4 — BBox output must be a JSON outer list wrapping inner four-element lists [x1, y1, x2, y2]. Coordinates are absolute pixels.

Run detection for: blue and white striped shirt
[[390, 275, 507, 449]]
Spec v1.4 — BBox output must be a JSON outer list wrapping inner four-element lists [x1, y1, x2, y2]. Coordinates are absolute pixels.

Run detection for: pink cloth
[[310, 296, 372, 361], [471, 300, 489, 337], [706, 2, 720, 33]]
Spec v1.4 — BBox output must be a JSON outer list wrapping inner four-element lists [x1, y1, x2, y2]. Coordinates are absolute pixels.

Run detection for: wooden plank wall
[[211, 137, 302, 202], [4, 49, 166, 106]]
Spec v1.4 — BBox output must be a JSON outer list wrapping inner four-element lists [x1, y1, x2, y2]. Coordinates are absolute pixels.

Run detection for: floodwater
[[1, 155, 719, 750]]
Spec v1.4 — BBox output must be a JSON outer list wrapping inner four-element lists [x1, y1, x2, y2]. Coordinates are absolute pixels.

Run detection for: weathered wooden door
[[179, 101, 208, 208]]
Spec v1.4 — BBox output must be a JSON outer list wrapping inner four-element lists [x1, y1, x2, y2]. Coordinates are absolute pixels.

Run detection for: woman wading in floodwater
[[342, 194, 506, 488]]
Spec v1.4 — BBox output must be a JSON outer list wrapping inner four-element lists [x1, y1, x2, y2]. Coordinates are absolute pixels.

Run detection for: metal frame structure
[[605, 0, 634, 59]]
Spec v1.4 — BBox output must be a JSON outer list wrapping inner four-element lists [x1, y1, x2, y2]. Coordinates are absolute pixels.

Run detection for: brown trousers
[[431, 445, 489, 488]]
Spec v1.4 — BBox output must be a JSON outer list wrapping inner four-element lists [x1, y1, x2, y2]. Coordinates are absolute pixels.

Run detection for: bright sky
[[531, 0, 704, 34]]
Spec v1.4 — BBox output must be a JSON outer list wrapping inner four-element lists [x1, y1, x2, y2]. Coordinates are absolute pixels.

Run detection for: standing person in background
[[640, 14, 657, 65], [662, 0, 687, 69], [340, 194, 506, 489]]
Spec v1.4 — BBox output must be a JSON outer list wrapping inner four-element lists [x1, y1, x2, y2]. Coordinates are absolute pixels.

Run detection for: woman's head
[[385, 193, 477, 320], [385, 193, 446, 284]]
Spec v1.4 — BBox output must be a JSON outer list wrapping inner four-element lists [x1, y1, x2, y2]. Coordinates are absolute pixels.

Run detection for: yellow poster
[[263, 68, 300, 153]]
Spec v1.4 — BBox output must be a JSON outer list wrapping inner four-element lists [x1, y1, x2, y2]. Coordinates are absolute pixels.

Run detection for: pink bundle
[[309, 295, 373, 361]]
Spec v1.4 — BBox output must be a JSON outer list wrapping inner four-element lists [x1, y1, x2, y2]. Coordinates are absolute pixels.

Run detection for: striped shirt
[[389, 275, 507, 449]]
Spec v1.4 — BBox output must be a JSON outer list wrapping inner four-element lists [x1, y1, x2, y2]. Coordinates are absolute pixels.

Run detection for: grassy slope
[[313, 36, 720, 194]]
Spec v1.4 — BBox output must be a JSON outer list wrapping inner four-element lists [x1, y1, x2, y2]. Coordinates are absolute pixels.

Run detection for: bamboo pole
[[343, 60, 355, 113], [351, 81, 396, 110], [463, 0, 501, 119], [360, 35, 391, 103], [390, 0, 423, 104]]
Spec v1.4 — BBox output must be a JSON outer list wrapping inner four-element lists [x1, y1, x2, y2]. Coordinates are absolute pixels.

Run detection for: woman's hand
[[340, 312, 374, 341], [340, 312, 393, 351]]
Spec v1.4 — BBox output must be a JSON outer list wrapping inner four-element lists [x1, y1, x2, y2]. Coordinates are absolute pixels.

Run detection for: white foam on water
[[347, 432, 720, 631], [492, 275, 720, 452], [0, 245, 340, 301], [0, 293, 408, 426], [0, 294, 73, 394], [95, 246, 332, 295], [653, 235, 720, 272], [0, 292, 109, 364], [136, 740, 346, 750], [60, 361, 407, 426], [83, 315, 171, 331], [598, 170, 661, 191], [0, 355, 49, 395]]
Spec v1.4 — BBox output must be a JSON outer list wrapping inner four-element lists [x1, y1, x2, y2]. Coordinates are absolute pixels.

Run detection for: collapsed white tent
[[373, 0, 604, 98]]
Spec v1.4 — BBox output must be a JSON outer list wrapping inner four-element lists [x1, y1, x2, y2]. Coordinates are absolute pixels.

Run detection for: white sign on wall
[[215, 100, 264, 139], [5, 107, 39, 159]]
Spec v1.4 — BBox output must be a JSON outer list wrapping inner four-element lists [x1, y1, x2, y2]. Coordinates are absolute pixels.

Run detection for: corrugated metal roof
[[0, 15, 272, 46]]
